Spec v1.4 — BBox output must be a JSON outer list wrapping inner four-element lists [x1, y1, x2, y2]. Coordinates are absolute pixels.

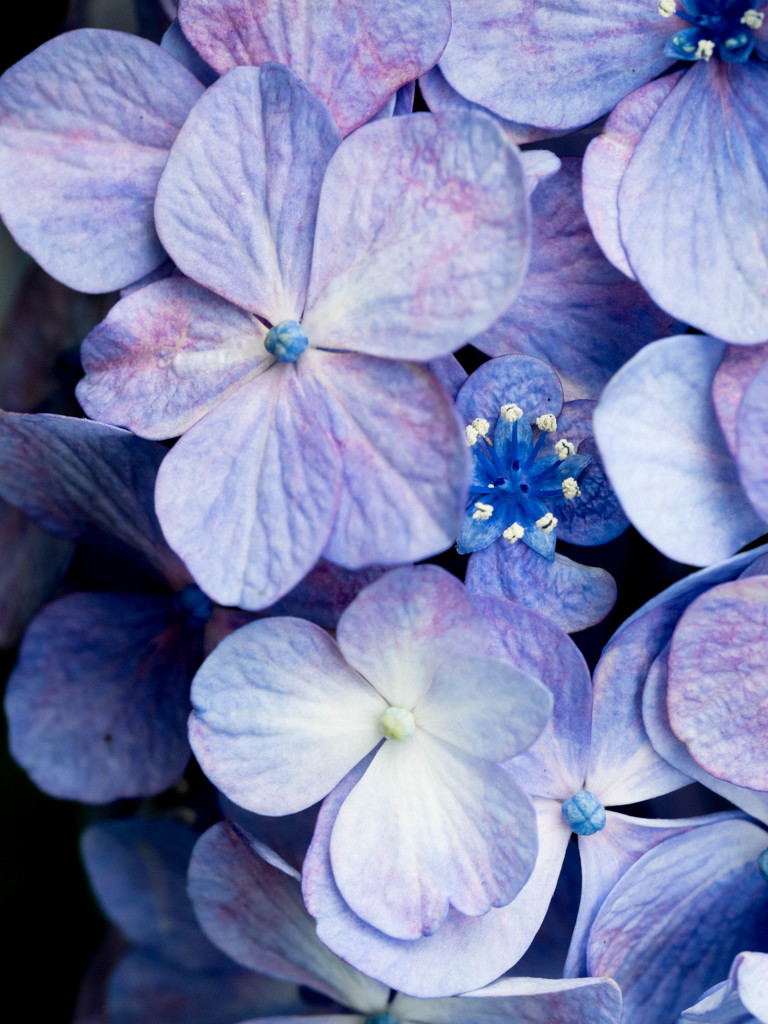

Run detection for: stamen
[[536, 512, 558, 533], [503, 522, 524, 543], [554, 438, 576, 460], [379, 706, 416, 742], [742, 10, 764, 29], [472, 501, 494, 521], [465, 424, 479, 446], [562, 477, 581, 500], [535, 413, 557, 433], [500, 402, 524, 422], [695, 38, 715, 60], [658, 0, 677, 15]]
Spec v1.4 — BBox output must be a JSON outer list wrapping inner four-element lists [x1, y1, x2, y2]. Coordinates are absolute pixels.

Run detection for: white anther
[[536, 512, 558, 533], [658, 0, 677, 15], [472, 417, 491, 436], [562, 477, 581, 500], [473, 501, 494, 521], [465, 424, 479, 446], [536, 414, 557, 433], [741, 9, 764, 29], [695, 38, 715, 60], [554, 438, 576, 460], [503, 522, 524, 543], [500, 403, 524, 422]]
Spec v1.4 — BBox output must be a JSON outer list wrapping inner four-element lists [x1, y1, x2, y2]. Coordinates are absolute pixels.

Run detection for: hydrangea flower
[[189, 566, 552, 946], [77, 62, 531, 609]]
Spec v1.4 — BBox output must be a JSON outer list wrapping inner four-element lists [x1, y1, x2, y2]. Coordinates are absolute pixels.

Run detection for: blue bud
[[265, 320, 309, 362], [561, 789, 607, 836], [174, 583, 213, 630]]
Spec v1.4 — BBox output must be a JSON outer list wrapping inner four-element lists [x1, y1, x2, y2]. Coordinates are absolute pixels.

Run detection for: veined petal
[[456, 355, 563, 428], [736, 359, 768, 524], [712, 343, 768, 458], [680, 950, 768, 1023]]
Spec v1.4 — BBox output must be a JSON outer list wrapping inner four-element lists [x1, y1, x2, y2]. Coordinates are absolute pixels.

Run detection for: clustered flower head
[[0, 2, 767, 1023]]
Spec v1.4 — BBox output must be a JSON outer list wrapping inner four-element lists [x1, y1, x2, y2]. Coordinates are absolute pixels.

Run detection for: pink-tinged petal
[[475, 595, 592, 800], [593, 336, 766, 566], [587, 818, 768, 1024], [78, 277, 271, 439], [155, 363, 341, 609], [336, 566, 487, 709], [643, 643, 768, 827], [302, 350, 468, 568], [156, 64, 340, 323], [582, 74, 682, 281], [160, 19, 218, 86], [303, 759, 568, 996], [178, 0, 450, 136], [189, 617, 386, 814], [0, 30, 203, 292], [588, 605, 691, 806], [5, 592, 196, 803], [419, 65, 561, 146], [456, 355, 563, 426], [0, 412, 188, 587], [475, 158, 680, 399], [737, 360, 768, 523], [667, 578, 768, 791], [738, 952, 768, 1022], [439, 0, 678, 129], [619, 61, 768, 343], [303, 111, 530, 360], [329, 731, 538, 939], [466, 542, 617, 635], [188, 822, 389, 1012], [712, 343, 768, 458]]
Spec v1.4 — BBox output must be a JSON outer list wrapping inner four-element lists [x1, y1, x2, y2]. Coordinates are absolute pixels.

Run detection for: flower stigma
[[561, 790, 607, 836], [380, 706, 416, 741], [264, 320, 309, 362]]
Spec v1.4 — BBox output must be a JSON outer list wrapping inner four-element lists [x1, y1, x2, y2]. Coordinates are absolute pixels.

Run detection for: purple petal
[[593, 336, 766, 566], [466, 542, 617, 635], [304, 351, 468, 567], [189, 617, 385, 814], [618, 61, 768, 343], [156, 63, 340, 322], [474, 158, 680, 400], [78, 278, 271, 439], [177, 0, 451, 136], [667, 577, 768, 791], [155, 364, 341, 609], [188, 822, 389, 1011], [160, 18, 218, 86], [439, 0, 678, 129], [0, 30, 203, 292], [264, 559, 387, 631], [582, 73, 682, 281], [736, 360, 768, 523], [302, 111, 530, 360], [712, 343, 768, 458], [456, 355, 563, 427], [427, 354, 468, 401], [5, 592, 196, 802], [681, 951, 768, 1023], [738, 952, 768, 1022]]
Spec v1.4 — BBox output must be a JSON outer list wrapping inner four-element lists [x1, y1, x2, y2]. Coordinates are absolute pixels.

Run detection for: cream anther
[[500, 403, 524, 422], [536, 414, 557, 433], [695, 38, 715, 60], [503, 522, 524, 543], [465, 424, 479, 446], [536, 512, 558, 533], [742, 9, 764, 28], [562, 477, 581, 500], [473, 501, 494, 521], [658, 0, 677, 15], [379, 706, 416, 741], [472, 417, 491, 436], [554, 438, 576, 460]]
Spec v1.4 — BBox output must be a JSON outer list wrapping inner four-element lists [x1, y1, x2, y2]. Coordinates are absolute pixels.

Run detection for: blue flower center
[[265, 320, 309, 362], [561, 790, 607, 836], [174, 583, 213, 630], [661, 1, 763, 63]]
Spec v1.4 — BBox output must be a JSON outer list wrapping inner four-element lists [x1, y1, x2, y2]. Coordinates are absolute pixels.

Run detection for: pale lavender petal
[[0, 30, 203, 292], [474, 158, 680, 399], [667, 578, 768, 791], [335, 565, 487, 709], [303, 350, 468, 567], [712, 344, 768, 458], [519, 150, 562, 195], [6, 592, 196, 803], [466, 542, 617, 635], [264, 560, 387, 631], [593, 336, 766, 566], [582, 74, 682, 281], [456, 355, 563, 426], [427, 354, 467, 401], [303, 111, 530, 360], [440, 0, 678, 129], [188, 822, 389, 1012], [588, 818, 768, 1024], [330, 732, 537, 939], [78, 277, 271, 439], [160, 18, 218, 85], [681, 951, 768, 1023], [178, 0, 450, 136], [155, 364, 341, 609], [618, 61, 768, 343], [736, 360, 768, 523], [189, 617, 385, 814], [156, 63, 340, 322], [739, 953, 768, 1022]]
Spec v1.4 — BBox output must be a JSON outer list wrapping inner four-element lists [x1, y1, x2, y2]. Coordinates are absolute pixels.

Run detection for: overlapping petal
[[712, 343, 768, 458], [736, 360, 768, 523], [680, 951, 768, 1023], [456, 355, 563, 427]]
